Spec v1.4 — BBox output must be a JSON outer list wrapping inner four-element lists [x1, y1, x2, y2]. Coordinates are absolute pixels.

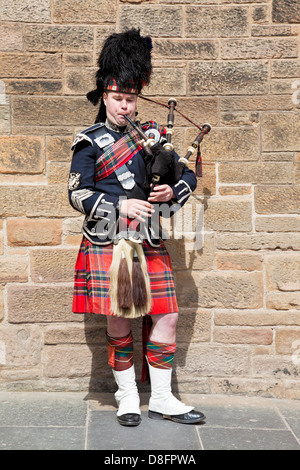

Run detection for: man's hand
[[119, 199, 154, 222], [148, 184, 175, 203]]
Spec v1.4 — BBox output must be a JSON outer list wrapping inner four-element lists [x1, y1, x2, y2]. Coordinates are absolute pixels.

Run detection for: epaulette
[[72, 122, 105, 150], [80, 122, 105, 135]]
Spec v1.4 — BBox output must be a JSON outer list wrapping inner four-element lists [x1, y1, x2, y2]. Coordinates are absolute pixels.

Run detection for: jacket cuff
[[171, 179, 192, 204], [92, 194, 119, 221]]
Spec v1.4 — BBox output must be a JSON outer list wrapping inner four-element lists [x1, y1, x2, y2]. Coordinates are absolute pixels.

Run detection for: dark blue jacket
[[68, 122, 197, 246]]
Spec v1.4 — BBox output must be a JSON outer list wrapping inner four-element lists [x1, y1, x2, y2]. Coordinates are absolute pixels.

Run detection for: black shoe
[[117, 413, 141, 426], [148, 409, 205, 424]]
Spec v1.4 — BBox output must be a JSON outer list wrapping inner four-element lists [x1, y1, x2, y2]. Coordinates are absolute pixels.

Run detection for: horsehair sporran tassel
[[110, 238, 134, 317], [132, 249, 147, 307], [118, 251, 133, 309], [132, 243, 152, 315], [109, 238, 152, 318]]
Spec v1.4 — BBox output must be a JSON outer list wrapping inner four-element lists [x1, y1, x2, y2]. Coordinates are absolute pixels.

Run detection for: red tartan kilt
[[72, 237, 178, 316]]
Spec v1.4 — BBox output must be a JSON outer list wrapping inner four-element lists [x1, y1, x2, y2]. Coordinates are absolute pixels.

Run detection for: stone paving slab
[[0, 392, 299, 451], [87, 411, 202, 451]]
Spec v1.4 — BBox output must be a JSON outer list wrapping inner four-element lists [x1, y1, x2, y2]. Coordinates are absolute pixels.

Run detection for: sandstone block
[[46, 136, 73, 162], [0, 325, 41, 367], [30, 249, 78, 283], [177, 309, 211, 343], [12, 125, 74, 137], [194, 163, 216, 196], [211, 377, 284, 399], [266, 254, 300, 292], [0, 106, 10, 134], [7, 285, 75, 323], [65, 234, 83, 246], [255, 216, 300, 232], [63, 53, 94, 67], [252, 25, 296, 36], [178, 343, 251, 376], [154, 39, 218, 60], [12, 97, 93, 127], [261, 152, 294, 162], [214, 310, 300, 327], [44, 344, 109, 378], [275, 329, 300, 355], [204, 198, 252, 232], [44, 324, 106, 346], [0, 23, 23, 51], [47, 162, 70, 184], [216, 253, 263, 272], [219, 186, 252, 196], [272, 60, 300, 78], [64, 67, 96, 95], [220, 95, 293, 112], [221, 38, 298, 59], [144, 68, 186, 96], [0, 0, 51, 23], [7, 218, 62, 247], [6, 80, 62, 96], [0, 231, 3, 256], [296, 161, 300, 185], [272, 0, 300, 23], [44, 344, 91, 378], [0, 136, 44, 174], [188, 61, 268, 96], [53, 0, 117, 24], [0, 286, 4, 322], [266, 292, 300, 310], [253, 355, 299, 378], [0, 53, 61, 79], [218, 162, 294, 185], [221, 111, 259, 127], [217, 232, 300, 251], [255, 185, 300, 214], [166, 232, 215, 271], [271, 78, 298, 95], [175, 271, 263, 309], [119, 6, 182, 37], [63, 217, 84, 236], [195, 127, 259, 162], [0, 185, 74, 217], [214, 327, 273, 345], [185, 6, 248, 38], [262, 112, 300, 152], [285, 380, 300, 400], [0, 256, 28, 283], [24, 25, 93, 52], [252, 5, 269, 24]]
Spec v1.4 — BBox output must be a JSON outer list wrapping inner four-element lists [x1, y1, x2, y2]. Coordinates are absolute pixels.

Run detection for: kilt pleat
[[72, 237, 178, 316]]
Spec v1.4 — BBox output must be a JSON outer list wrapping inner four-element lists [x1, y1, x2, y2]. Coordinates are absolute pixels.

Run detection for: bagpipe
[[110, 98, 211, 319], [125, 97, 211, 190]]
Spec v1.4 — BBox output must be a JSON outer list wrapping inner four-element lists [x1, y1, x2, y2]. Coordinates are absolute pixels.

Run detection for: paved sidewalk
[[0, 391, 299, 451]]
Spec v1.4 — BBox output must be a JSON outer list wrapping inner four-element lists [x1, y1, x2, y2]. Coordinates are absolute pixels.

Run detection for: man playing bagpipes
[[68, 29, 205, 427]]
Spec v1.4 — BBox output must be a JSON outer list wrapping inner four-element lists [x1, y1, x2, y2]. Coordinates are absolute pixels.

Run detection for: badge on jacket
[[95, 133, 115, 150], [68, 172, 81, 190]]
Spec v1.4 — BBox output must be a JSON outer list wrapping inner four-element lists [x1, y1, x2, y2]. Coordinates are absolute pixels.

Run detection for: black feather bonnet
[[87, 28, 152, 106]]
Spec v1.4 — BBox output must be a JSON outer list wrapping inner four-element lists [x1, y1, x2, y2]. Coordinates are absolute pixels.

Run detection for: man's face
[[103, 91, 137, 127]]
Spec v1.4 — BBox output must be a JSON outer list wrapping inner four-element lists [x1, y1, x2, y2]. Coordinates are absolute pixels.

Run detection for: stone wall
[[0, 0, 299, 399]]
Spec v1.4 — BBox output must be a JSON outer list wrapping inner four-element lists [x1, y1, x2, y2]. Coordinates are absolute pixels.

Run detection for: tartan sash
[[94, 122, 166, 182], [94, 129, 143, 182]]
